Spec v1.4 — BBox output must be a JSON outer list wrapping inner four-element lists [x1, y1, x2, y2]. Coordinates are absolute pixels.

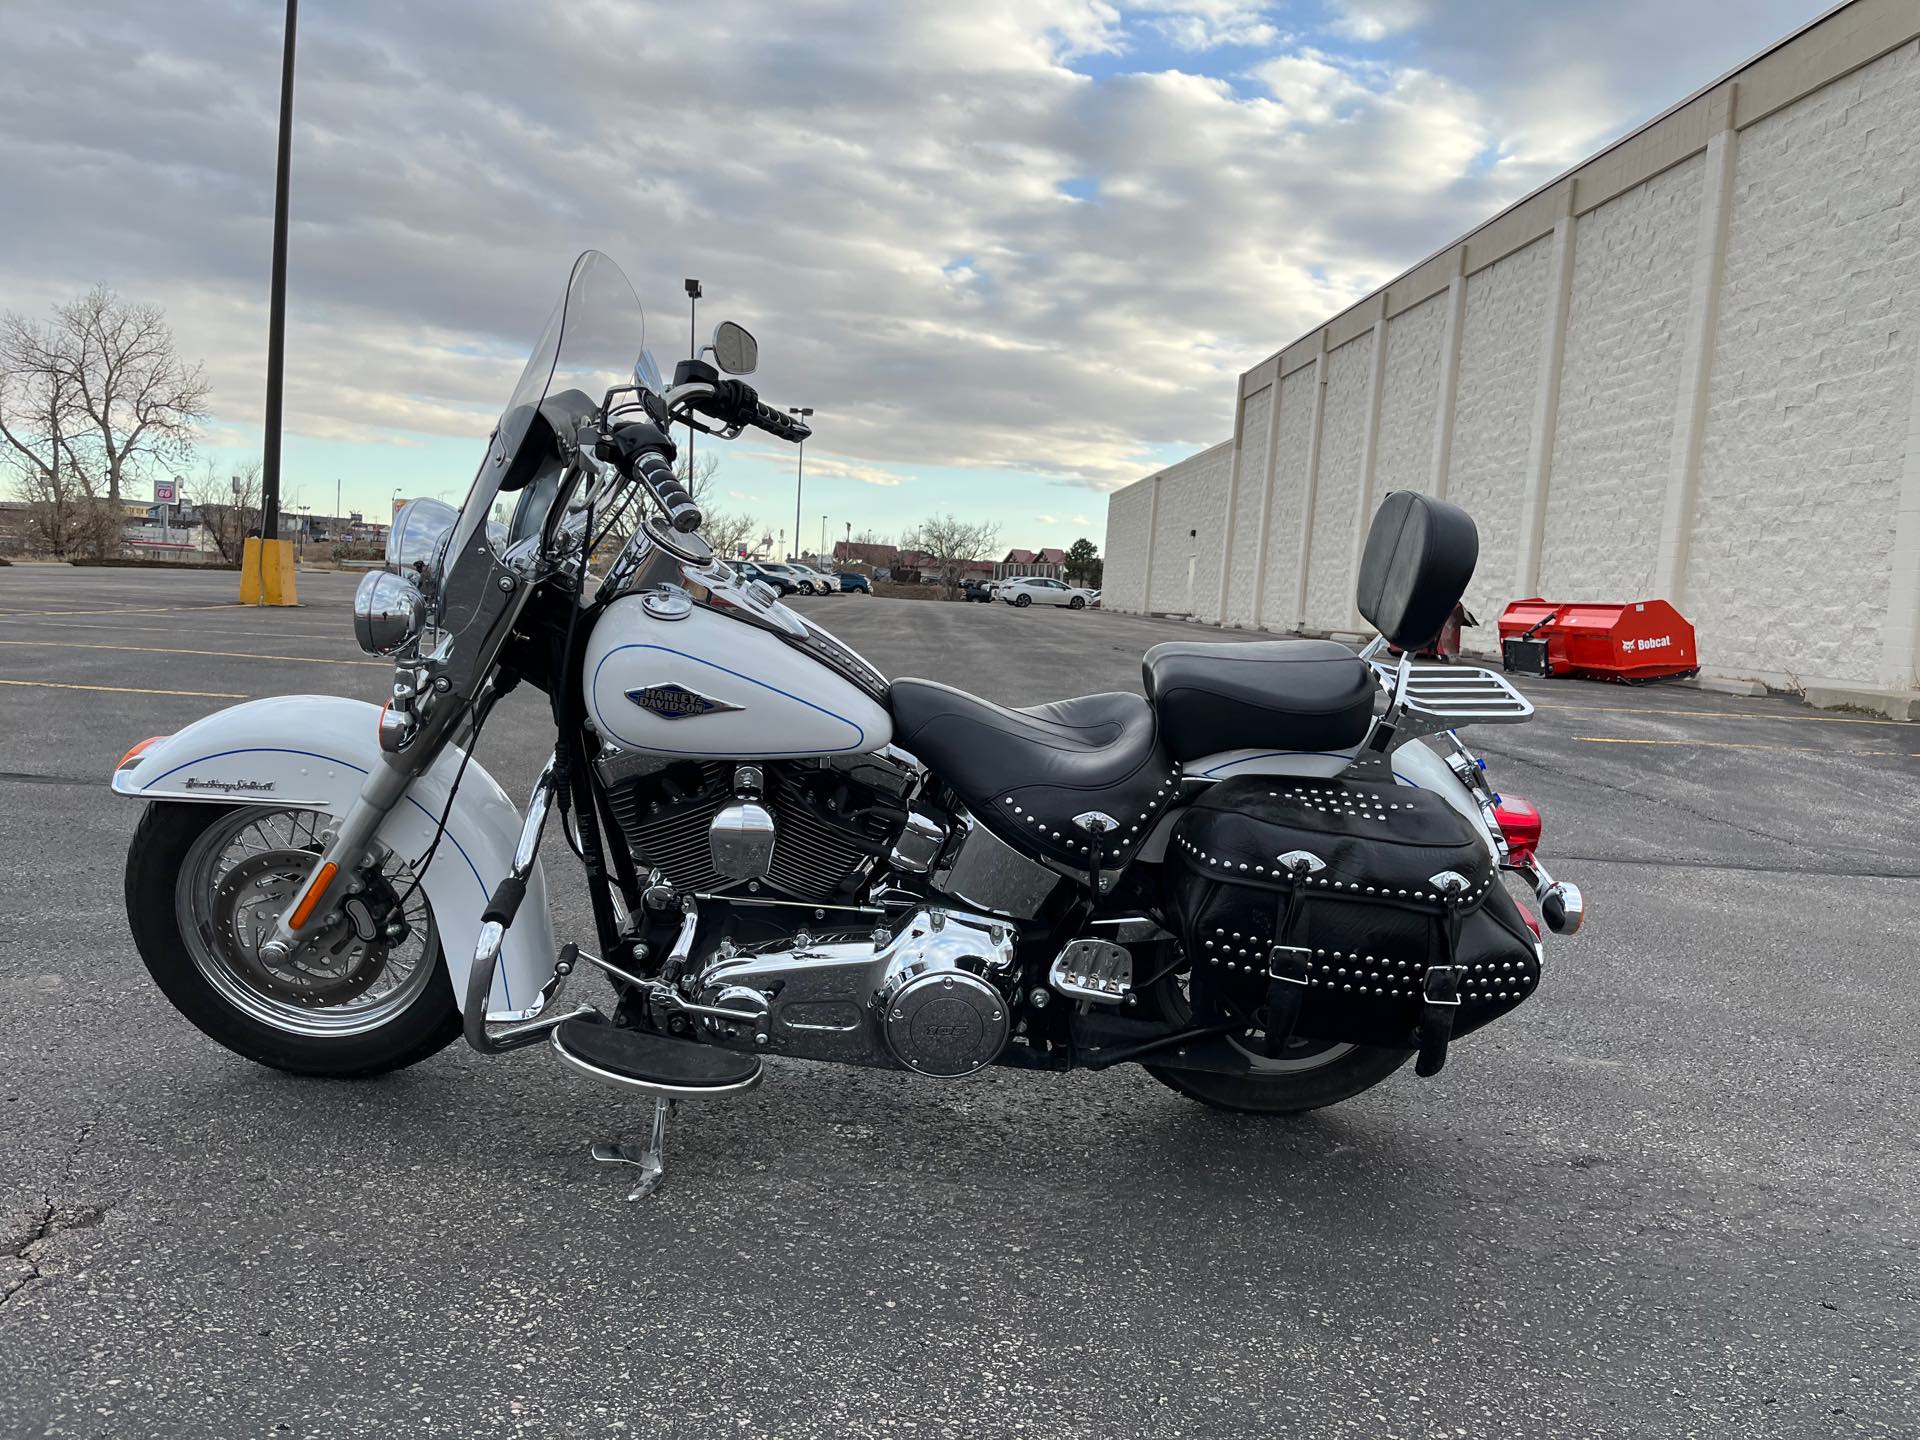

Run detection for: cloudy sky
[[2, 0, 1828, 551]]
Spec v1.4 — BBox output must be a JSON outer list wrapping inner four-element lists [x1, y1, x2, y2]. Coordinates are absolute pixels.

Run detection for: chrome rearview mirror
[[710, 320, 758, 376]]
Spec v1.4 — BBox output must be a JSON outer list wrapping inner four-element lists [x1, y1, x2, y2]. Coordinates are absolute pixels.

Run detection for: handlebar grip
[[754, 401, 810, 442], [633, 452, 703, 533]]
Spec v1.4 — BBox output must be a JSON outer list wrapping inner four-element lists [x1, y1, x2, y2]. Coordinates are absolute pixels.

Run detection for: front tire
[[125, 802, 461, 1078], [1069, 595, 1087, 610], [1013, 593, 1032, 607]]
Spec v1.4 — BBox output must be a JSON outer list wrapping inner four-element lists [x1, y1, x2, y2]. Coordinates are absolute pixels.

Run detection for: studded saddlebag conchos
[[1168, 778, 1540, 1077]]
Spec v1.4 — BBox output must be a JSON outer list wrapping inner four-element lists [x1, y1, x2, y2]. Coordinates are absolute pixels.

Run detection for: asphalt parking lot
[[3, 567, 1916, 1439]]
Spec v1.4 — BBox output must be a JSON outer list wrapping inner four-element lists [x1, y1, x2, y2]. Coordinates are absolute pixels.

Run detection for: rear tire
[[125, 802, 461, 1078], [1147, 1047, 1412, 1115], [1141, 965, 1411, 1115]]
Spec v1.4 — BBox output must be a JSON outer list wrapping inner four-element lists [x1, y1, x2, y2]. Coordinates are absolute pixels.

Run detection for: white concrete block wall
[[1372, 295, 1445, 493], [1538, 155, 1703, 601], [1104, 8, 1920, 700], [1447, 236, 1551, 627], [1146, 440, 1232, 615], [1259, 365, 1318, 628], [1303, 337, 1375, 630], [1223, 384, 1272, 625], [1099, 477, 1153, 613], [1688, 40, 1920, 686]]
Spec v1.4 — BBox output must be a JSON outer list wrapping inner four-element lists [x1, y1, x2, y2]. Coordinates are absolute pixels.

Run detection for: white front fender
[[111, 694, 555, 1019]]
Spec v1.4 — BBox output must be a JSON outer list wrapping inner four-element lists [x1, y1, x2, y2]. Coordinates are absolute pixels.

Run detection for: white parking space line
[[0, 676, 250, 699]]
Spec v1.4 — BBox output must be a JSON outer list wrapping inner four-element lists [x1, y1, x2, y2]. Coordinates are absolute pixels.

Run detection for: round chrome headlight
[[354, 570, 426, 656], [386, 497, 459, 575]]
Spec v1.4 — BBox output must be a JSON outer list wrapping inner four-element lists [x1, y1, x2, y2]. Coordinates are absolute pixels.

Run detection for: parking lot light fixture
[[789, 407, 813, 561]]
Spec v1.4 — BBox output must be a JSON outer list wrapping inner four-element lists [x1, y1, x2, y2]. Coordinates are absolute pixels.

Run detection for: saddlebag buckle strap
[[1415, 963, 1465, 1078], [1266, 943, 1313, 985], [1261, 943, 1312, 1058]]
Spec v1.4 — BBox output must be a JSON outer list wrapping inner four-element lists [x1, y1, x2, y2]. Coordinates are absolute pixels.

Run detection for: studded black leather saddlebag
[[1168, 778, 1539, 1076]]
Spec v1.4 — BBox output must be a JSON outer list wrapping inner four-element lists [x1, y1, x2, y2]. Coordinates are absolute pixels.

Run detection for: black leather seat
[[1142, 639, 1376, 761], [887, 680, 1181, 868]]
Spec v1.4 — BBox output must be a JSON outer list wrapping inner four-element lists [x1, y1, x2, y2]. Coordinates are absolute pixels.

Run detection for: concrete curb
[[1801, 684, 1919, 722]]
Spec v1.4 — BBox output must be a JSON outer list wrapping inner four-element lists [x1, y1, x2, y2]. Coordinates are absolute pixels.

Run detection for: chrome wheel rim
[[175, 807, 438, 1038]]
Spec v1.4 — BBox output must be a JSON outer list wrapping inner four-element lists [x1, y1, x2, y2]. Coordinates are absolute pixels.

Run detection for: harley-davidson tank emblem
[[625, 683, 743, 720]]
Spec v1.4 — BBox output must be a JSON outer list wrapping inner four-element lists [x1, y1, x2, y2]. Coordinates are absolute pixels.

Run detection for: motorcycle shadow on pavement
[[90, 1028, 1573, 1291]]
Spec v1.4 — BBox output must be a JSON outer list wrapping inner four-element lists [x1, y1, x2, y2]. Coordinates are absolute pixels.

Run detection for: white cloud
[[0, 0, 1834, 517], [1036, 513, 1059, 524], [1326, 0, 1428, 43], [1130, 2, 1280, 51], [797, 456, 910, 488]]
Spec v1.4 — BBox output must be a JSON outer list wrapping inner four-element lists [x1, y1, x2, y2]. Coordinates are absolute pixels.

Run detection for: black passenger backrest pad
[[1355, 491, 1478, 649]]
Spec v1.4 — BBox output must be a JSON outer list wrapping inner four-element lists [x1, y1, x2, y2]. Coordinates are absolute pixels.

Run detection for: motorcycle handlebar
[[748, 399, 810, 443], [686, 378, 810, 444], [633, 451, 703, 533]]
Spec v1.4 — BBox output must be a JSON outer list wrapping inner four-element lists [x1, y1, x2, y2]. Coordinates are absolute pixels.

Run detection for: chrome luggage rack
[[1345, 638, 1533, 780]]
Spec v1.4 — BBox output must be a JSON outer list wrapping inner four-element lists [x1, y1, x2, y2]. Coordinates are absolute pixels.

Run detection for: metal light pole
[[683, 278, 702, 487], [789, 406, 813, 561], [819, 515, 827, 563], [261, 0, 299, 544]]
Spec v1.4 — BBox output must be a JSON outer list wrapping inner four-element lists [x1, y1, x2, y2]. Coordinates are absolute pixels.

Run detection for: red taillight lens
[[1491, 794, 1541, 865]]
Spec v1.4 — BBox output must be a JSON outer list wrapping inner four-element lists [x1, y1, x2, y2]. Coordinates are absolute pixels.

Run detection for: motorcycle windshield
[[441, 251, 646, 590]]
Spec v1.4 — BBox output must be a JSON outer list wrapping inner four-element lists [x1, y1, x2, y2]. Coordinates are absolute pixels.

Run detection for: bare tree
[[199, 461, 263, 564], [45, 287, 209, 506], [701, 509, 757, 560], [902, 513, 1001, 598], [676, 450, 720, 503], [0, 316, 118, 556]]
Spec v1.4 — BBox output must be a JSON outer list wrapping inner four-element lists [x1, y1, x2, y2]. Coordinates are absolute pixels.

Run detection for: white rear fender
[[112, 694, 554, 1019]]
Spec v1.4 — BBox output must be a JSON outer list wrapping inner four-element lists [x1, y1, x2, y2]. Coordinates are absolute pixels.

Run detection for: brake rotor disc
[[209, 850, 389, 1009]]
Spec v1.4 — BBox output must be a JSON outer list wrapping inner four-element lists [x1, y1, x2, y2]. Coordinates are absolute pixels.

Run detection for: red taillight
[[1491, 794, 1542, 866], [1514, 901, 1542, 940]]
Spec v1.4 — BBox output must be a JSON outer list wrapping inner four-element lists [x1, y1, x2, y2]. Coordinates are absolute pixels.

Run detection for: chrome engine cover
[[694, 908, 1017, 1076]]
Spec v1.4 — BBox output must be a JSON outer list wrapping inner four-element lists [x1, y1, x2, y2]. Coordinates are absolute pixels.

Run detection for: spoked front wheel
[[125, 802, 460, 1077], [1143, 966, 1410, 1115]]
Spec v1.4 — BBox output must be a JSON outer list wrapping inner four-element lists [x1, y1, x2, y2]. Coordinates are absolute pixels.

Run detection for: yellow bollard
[[239, 537, 300, 606]]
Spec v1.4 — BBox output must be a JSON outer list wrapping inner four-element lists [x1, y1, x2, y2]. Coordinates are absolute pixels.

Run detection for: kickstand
[[590, 1097, 673, 1202]]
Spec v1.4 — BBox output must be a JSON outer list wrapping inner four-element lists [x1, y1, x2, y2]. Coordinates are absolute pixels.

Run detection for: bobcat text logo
[[1622, 636, 1674, 653]]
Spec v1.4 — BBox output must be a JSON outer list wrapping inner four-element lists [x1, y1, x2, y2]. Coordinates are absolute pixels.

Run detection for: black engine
[[601, 753, 915, 901]]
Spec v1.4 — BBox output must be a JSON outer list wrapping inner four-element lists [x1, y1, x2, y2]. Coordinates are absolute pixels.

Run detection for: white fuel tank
[[583, 594, 893, 760]]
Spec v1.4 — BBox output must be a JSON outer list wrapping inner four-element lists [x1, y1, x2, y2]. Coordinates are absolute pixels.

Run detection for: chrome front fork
[[258, 759, 420, 965]]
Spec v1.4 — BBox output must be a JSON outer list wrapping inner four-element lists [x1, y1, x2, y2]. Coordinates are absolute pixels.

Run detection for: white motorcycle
[[114, 252, 1584, 1199]]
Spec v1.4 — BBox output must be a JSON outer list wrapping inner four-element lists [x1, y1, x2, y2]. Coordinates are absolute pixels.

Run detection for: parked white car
[[997, 576, 1096, 609], [785, 563, 840, 594]]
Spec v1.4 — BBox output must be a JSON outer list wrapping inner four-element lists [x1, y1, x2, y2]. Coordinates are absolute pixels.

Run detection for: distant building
[[994, 546, 1067, 581], [831, 540, 899, 571]]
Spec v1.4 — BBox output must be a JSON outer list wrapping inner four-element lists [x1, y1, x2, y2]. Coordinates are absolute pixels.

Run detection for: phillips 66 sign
[[154, 479, 177, 504]]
